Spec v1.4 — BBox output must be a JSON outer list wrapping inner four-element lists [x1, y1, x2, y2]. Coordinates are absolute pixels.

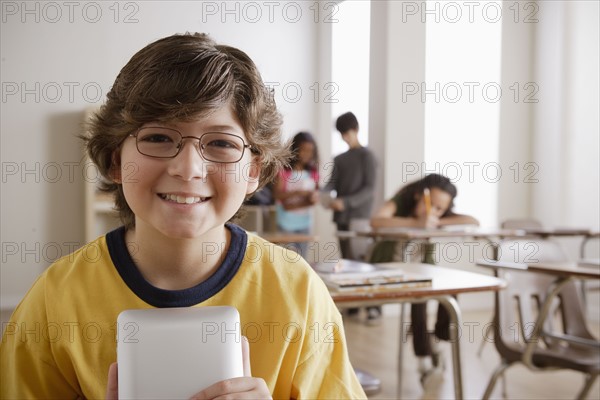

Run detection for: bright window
[[424, 0, 503, 227], [331, 0, 370, 156]]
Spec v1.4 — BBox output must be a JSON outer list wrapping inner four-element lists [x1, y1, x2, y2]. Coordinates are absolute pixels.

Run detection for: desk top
[[346, 226, 600, 241], [526, 261, 600, 279], [329, 261, 506, 304], [354, 227, 524, 240], [520, 228, 600, 238]]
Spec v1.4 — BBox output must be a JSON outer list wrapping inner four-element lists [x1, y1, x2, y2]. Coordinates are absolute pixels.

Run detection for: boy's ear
[[109, 151, 122, 184], [245, 159, 260, 195]]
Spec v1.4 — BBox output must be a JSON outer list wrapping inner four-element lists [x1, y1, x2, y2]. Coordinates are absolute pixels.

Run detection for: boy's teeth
[[162, 194, 204, 204]]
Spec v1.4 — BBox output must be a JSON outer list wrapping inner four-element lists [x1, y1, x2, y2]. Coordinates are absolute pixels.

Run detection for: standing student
[[273, 132, 319, 258], [0, 33, 365, 399], [323, 112, 377, 258], [370, 173, 479, 383], [323, 112, 378, 323]]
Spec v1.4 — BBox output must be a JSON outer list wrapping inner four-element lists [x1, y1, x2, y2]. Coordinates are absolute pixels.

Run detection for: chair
[[348, 218, 375, 262], [501, 218, 543, 230], [481, 239, 600, 399]]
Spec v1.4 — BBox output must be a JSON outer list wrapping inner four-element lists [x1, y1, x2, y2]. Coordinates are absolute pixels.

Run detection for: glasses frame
[[129, 127, 253, 164]]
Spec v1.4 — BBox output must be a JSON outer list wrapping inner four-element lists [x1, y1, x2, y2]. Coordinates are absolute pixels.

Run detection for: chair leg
[[477, 322, 492, 357], [482, 362, 510, 400], [576, 373, 598, 400]]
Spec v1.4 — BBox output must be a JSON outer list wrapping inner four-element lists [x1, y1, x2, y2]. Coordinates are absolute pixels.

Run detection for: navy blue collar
[[106, 223, 247, 307]]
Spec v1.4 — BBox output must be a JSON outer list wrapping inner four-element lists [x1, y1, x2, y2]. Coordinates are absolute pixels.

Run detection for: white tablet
[[117, 306, 244, 399]]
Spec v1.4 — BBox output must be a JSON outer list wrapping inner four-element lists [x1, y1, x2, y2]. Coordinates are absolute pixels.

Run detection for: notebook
[[314, 261, 432, 293], [117, 306, 244, 399]]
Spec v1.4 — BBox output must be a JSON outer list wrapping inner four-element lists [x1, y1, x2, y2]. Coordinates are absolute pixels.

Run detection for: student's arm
[[273, 174, 313, 210], [370, 200, 425, 228], [1, 276, 81, 399], [438, 213, 480, 226]]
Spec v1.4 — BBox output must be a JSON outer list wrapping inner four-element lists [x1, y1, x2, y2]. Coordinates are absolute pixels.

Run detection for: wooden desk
[[351, 227, 525, 263], [527, 261, 600, 279], [519, 228, 600, 258], [523, 261, 599, 350], [329, 261, 507, 400], [355, 227, 525, 241], [477, 259, 599, 372]]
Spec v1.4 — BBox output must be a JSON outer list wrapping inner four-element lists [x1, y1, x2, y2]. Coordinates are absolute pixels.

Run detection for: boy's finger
[[105, 362, 118, 400], [242, 336, 252, 377]]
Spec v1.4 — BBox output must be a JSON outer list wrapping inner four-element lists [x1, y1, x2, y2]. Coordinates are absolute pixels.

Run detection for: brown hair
[[84, 33, 289, 228]]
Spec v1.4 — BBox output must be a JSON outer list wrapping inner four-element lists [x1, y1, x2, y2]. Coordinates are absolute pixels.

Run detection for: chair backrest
[[501, 218, 543, 230], [348, 218, 374, 261], [496, 238, 567, 265], [493, 239, 594, 359]]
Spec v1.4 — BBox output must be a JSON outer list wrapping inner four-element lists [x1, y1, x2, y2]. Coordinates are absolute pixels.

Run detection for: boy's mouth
[[158, 193, 210, 204]]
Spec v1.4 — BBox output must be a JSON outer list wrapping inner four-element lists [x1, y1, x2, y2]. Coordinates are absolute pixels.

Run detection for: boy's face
[[117, 105, 259, 239]]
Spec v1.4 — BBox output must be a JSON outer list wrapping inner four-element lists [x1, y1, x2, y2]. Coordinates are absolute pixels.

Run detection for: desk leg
[[438, 296, 463, 400], [397, 302, 408, 398]]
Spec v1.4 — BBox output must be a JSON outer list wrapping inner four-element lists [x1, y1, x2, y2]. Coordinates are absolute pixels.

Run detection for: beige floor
[[343, 305, 600, 400]]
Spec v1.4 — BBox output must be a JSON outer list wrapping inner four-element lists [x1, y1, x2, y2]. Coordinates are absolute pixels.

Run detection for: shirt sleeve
[[0, 274, 80, 399], [289, 276, 367, 399], [322, 158, 339, 193]]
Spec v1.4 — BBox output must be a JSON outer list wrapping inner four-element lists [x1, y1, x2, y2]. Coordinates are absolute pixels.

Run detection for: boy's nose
[[167, 140, 209, 181]]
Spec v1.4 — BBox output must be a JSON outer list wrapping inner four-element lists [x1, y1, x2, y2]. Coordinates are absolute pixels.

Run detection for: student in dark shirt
[[323, 111, 379, 323]]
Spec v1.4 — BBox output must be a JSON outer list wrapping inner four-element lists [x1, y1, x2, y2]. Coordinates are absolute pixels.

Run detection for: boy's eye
[[205, 139, 239, 149], [139, 133, 176, 143]]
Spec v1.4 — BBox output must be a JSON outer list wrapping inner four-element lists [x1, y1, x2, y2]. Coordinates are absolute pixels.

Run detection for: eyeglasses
[[129, 127, 253, 163]]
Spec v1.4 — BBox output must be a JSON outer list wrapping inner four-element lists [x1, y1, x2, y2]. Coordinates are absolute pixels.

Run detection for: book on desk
[[313, 260, 432, 293]]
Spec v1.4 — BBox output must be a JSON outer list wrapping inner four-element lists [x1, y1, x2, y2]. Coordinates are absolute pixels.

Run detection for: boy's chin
[[156, 223, 226, 241]]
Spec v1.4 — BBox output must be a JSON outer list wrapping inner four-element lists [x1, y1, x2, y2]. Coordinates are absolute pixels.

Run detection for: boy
[[0, 33, 366, 399]]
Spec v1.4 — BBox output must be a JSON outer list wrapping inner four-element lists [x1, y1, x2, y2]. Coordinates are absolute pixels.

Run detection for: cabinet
[[83, 107, 122, 242], [236, 205, 277, 233]]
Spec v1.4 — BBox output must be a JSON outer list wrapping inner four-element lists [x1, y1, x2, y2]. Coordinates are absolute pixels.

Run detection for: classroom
[[1, 1, 598, 399]]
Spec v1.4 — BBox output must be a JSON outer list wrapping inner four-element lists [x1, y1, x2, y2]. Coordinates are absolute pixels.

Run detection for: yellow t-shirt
[[1, 224, 366, 399]]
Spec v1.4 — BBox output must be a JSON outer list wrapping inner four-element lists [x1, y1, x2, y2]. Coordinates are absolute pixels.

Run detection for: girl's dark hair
[[287, 131, 319, 172], [83, 33, 290, 229], [395, 174, 458, 217]]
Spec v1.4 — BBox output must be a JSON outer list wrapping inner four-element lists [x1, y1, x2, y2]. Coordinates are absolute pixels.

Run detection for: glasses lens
[[136, 127, 181, 158], [200, 133, 245, 163]]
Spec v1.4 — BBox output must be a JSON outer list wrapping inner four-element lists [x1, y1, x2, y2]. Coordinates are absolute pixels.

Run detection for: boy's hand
[[190, 337, 271, 400], [105, 337, 271, 400], [105, 362, 118, 400], [330, 198, 345, 211]]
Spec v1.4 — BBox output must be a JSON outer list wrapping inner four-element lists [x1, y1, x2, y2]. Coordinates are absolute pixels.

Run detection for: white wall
[[530, 0, 600, 260], [0, 1, 321, 309], [364, 0, 599, 311]]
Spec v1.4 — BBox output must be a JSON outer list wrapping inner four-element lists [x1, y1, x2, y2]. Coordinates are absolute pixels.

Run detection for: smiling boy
[[0, 33, 366, 399]]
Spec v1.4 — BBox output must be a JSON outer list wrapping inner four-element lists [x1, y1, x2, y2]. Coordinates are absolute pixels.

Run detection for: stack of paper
[[318, 268, 432, 293]]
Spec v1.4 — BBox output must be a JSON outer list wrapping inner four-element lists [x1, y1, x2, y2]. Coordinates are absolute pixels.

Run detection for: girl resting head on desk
[[367, 173, 479, 384], [370, 173, 479, 229]]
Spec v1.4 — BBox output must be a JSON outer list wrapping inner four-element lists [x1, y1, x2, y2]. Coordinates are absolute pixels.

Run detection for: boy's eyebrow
[[204, 124, 243, 133], [149, 123, 243, 134]]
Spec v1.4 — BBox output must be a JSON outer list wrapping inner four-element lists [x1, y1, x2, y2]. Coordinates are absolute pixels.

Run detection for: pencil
[[423, 188, 431, 216]]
